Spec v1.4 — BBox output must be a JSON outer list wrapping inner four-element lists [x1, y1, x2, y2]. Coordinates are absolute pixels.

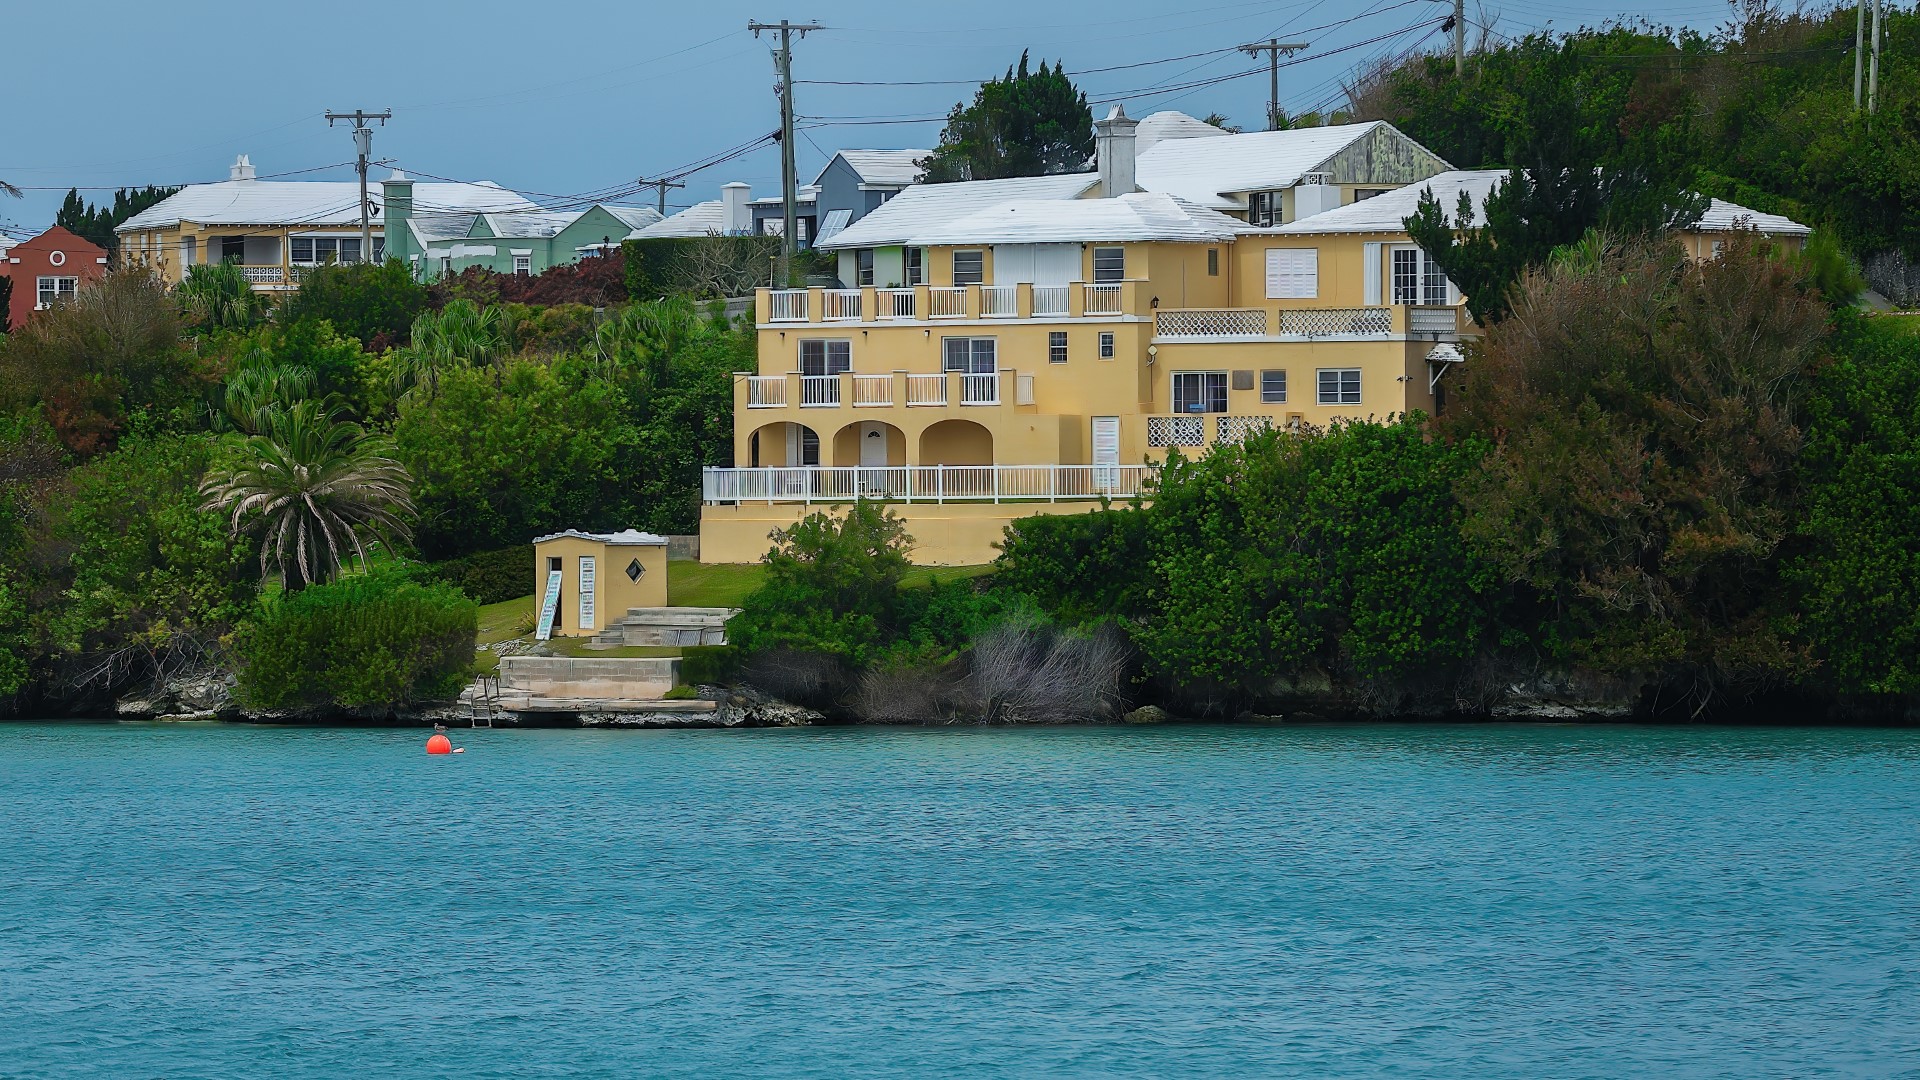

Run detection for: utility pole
[[749, 19, 822, 284], [1453, 0, 1466, 76], [1868, 0, 1883, 115], [639, 177, 686, 216], [1240, 39, 1309, 130], [1855, 0, 1867, 111], [325, 109, 391, 264]]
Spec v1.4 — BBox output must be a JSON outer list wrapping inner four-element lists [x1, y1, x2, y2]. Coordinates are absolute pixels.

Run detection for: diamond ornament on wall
[[626, 559, 644, 582]]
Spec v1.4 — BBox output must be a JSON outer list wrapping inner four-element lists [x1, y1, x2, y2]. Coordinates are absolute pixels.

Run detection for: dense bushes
[[279, 260, 427, 350], [624, 236, 780, 299], [422, 546, 531, 605], [234, 568, 475, 712]]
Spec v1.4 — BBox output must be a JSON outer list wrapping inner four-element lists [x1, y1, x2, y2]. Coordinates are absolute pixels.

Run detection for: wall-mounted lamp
[[1150, 296, 1160, 308], [1146, 344, 1158, 365]]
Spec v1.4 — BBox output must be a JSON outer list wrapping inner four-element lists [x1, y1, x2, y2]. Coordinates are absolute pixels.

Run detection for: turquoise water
[[2, 723, 1916, 1078]]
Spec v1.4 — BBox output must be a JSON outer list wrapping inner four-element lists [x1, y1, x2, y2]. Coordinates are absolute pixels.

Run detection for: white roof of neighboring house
[[628, 200, 729, 239], [818, 172, 1099, 250], [820, 149, 932, 187], [604, 205, 664, 231], [912, 192, 1254, 245], [1267, 169, 1505, 234], [120, 177, 536, 232], [1135, 120, 1435, 211], [1696, 198, 1811, 235], [748, 185, 819, 208], [1133, 110, 1232, 155], [532, 529, 668, 546], [409, 213, 481, 245], [1266, 170, 1814, 237]]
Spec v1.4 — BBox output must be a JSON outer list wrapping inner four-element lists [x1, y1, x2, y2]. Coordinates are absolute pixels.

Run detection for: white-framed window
[[440, 256, 453, 277], [1048, 330, 1068, 364], [513, 254, 531, 276], [951, 249, 984, 285], [1317, 368, 1362, 405], [798, 339, 852, 375], [1092, 246, 1125, 282], [290, 236, 378, 266], [35, 276, 78, 309], [856, 248, 874, 286], [1261, 370, 1287, 404], [1390, 246, 1450, 305], [906, 247, 925, 285], [1266, 248, 1319, 299], [796, 218, 810, 244], [179, 237, 197, 269], [1098, 331, 1115, 359], [942, 336, 996, 373], [1248, 190, 1281, 227], [1172, 371, 1229, 414]]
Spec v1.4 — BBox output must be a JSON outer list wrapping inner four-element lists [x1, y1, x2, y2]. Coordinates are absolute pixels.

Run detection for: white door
[[1092, 416, 1120, 490], [859, 421, 888, 467], [1032, 243, 1082, 286], [991, 244, 1037, 283]]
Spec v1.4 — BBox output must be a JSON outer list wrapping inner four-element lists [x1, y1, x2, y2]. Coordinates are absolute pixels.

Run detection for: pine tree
[[920, 52, 1094, 183]]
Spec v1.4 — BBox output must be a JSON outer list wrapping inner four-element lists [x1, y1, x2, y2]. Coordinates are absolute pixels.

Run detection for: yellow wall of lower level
[[700, 501, 1102, 566]]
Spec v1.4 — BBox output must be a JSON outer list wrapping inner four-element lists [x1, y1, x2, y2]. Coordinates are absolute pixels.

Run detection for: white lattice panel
[[1278, 307, 1392, 336], [1155, 309, 1268, 338], [1216, 415, 1273, 443], [1148, 416, 1206, 448]]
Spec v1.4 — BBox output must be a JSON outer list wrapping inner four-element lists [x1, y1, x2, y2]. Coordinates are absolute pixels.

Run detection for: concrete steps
[[587, 607, 736, 649]]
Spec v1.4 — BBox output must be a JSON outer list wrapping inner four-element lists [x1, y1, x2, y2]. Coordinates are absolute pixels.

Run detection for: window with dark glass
[[1207, 248, 1219, 276], [942, 336, 997, 373], [906, 247, 924, 284], [1092, 247, 1125, 282], [1248, 190, 1280, 227], [1261, 370, 1287, 403], [1172, 372, 1228, 414], [856, 248, 874, 286], [1317, 368, 1362, 405], [1391, 247, 1450, 305], [1098, 331, 1115, 359], [798, 339, 852, 375], [951, 249, 984, 285], [1048, 331, 1068, 364]]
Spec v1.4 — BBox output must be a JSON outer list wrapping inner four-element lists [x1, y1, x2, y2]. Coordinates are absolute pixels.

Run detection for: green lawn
[[667, 560, 765, 608]]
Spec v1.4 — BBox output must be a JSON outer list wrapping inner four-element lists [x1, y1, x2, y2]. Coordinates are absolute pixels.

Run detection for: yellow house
[[700, 117, 1812, 566], [114, 155, 536, 292], [531, 529, 668, 639]]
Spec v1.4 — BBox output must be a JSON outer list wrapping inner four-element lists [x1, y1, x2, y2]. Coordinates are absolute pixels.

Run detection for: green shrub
[[995, 503, 1150, 623], [623, 236, 780, 300], [730, 501, 913, 665], [679, 644, 737, 686], [281, 260, 428, 349], [235, 568, 477, 712], [422, 546, 531, 604]]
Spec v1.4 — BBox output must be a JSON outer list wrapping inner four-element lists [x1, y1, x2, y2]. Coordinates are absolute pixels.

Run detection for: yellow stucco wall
[[531, 536, 667, 637], [700, 501, 1102, 566]]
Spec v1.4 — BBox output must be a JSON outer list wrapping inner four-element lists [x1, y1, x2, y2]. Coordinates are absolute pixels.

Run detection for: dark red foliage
[[427, 250, 629, 310]]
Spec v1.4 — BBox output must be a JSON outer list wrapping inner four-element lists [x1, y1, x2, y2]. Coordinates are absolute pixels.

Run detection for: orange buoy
[[425, 733, 453, 755]]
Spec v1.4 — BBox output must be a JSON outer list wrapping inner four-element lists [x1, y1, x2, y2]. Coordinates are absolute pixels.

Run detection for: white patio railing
[[800, 374, 841, 407], [823, 289, 862, 321], [851, 374, 893, 407], [1083, 283, 1123, 316], [1277, 307, 1392, 337], [1032, 286, 1070, 316], [906, 374, 947, 406], [240, 265, 286, 284], [961, 373, 1000, 405], [928, 286, 968, 318], [1146, 416, 1207, 448], [981, 285, 1018, 317], [704, 464, 1156, 504], [746, 376, 788, 408], [1155, 308, 1268, 338], [768, 289, 809, 322], [877, 288, 916, 319], [1408, 305, 1460, 334]]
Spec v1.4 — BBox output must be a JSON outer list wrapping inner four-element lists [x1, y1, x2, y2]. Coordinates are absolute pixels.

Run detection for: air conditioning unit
[[1293, 174, 1342, 220]]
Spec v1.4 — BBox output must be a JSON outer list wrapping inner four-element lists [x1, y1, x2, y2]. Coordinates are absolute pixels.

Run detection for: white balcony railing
[[823, 289, 862, 321], [1277, 307, 1392, 337], [877, 288, 916, 319], [961, 373, 999, 406], [703, 464, 1156, 504], [1216, 415, 1274, 442], [929, 287, 968, 318], [906, 374, 948, 406], [1083, 282, 1123, 316], [851, 374, 893, 407], [981, 285, 1018, 317], [1146, 416, 1207, 448], [747, 376, 788, 408], [1155, 308, 1268, 338], [1409, 305, 1460, 334], [800, 374, 841, 407], [1032, 286, 1070, 316], [239, 266, 286, 284], [768, 289, 809, 322]]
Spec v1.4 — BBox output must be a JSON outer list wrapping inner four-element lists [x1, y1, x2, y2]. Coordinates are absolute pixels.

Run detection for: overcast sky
[[1, 0, 1743, 234]]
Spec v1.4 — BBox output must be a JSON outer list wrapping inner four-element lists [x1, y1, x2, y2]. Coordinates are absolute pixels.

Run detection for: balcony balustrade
[[704, 464, 1156, 505], [906, 374, 948, 406], [980, 285, 1018, 318], [928, 286, 968, 318], [1082, 283, 1124, 316], [746, 376, 788, 408], [960, 373, 1000, 406], [877, 288, 916, 319], [1032, 286, 1071, 316], [822, 289, 862, 321], [767, 289, 809, 322], [799, 374, 842, 407], [851, 374, 894, 407]]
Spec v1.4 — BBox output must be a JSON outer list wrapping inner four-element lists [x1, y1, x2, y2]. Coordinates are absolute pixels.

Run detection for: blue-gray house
[[746, 149, 930, 249]]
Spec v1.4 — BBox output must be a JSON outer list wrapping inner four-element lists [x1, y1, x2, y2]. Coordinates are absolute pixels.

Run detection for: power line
[[749, 19, 823, 282]]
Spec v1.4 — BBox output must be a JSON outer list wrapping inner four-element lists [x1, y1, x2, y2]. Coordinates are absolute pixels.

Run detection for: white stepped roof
[[1135, 120, 1416, 210], [532, 529, 667, 546], [818, 172, 1098, 250], [120, 177, 536, 231], [1696, 198, 1811, 236], [822, 149, 932, 187], [409, 213, 480, 244], [604, 205, 664, 231], [748, 185, 819, 208], [912, 192, 1254, 245], [1133, 110, 1231, 155], [627, 200, 729, 239]]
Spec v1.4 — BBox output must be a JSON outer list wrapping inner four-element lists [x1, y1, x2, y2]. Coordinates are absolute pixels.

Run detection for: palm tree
[[393, 299, 505, 400], [216, 363, 316, 434], [178, 262, 270, 330], [200, 400, 415, 591]]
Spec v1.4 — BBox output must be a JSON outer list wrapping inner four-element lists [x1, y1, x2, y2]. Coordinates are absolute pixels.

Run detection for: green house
[[382, 170, 660, 281]]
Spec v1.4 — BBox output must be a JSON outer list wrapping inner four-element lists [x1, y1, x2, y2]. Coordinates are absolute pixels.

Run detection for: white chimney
[[1292, 172, 1340, 221], [229, 154, 256, 182], [1094, 105, 1138, 199], [720, 182, 752, 235]]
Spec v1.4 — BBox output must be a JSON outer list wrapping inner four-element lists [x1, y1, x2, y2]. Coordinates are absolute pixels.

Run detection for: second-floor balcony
[[759, 281, 1147, 325], [1151, 304, 1462, 341], [743, 369, 1035, 413]]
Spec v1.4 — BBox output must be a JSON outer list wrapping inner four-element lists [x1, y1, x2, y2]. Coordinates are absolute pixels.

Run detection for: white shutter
[[1032, 243, 1081, 285], [992, 244, 1037, 284], [1092, 417, 1119, 466], [1363, 242, 1383, 305], [1265, 248, 1319, 299], [577, 556, 596, 631]]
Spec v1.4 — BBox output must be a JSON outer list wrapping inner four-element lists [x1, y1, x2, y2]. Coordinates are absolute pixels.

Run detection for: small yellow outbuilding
[[530, 529, 668, 639]]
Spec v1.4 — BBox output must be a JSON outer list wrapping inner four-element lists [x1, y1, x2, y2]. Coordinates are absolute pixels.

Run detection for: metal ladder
[[470, 675, 499, 728]]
